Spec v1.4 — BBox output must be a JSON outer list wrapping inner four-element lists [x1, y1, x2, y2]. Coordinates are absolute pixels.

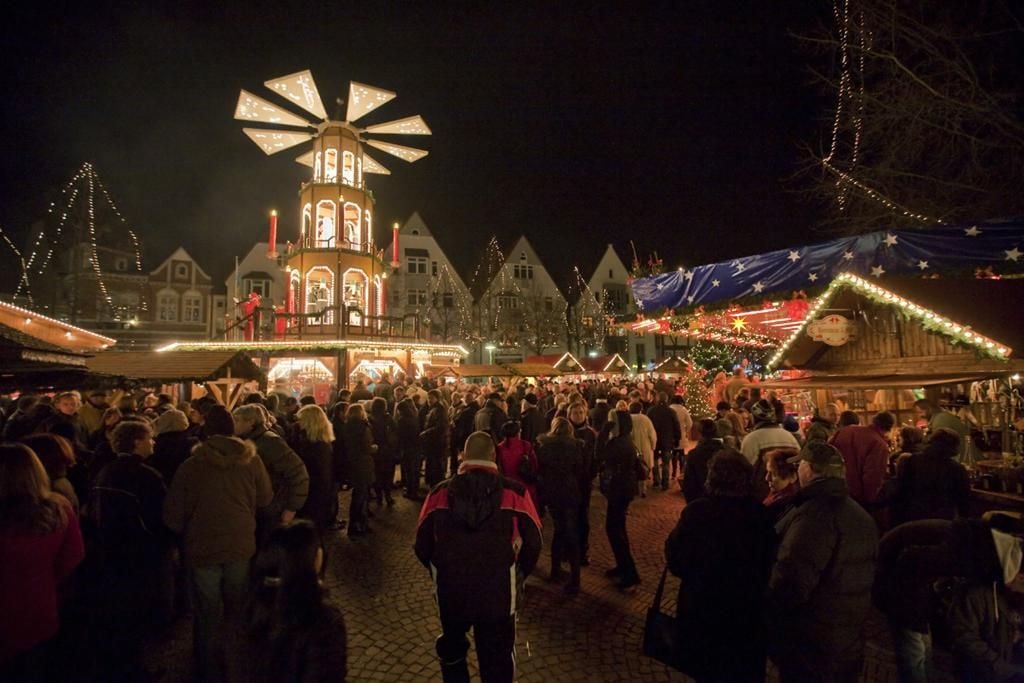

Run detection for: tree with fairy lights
[[680, 362, 713, 420]]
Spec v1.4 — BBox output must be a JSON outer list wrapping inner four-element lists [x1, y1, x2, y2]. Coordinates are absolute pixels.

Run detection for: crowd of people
[[1, 369, 1022, 682]]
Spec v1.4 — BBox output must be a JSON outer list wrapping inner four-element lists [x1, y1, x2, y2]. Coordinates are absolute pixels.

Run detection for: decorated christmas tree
[[681, 362, 713, 420]]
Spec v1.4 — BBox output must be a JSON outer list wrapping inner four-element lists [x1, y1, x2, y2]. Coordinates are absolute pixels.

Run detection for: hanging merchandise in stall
[[630, 219, 1024, 313]]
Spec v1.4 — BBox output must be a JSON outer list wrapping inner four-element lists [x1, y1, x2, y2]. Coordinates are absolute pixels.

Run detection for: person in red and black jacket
[[414, 431, 542, 683]]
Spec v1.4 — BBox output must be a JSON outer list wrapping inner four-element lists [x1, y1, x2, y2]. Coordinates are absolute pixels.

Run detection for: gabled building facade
[[585, 244, 657, 370], [383, 212, 472, 344], [476, 236, 567, 363]]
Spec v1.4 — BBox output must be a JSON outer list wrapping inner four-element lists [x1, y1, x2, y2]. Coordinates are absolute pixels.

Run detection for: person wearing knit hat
[[150, 409, 197, 485]]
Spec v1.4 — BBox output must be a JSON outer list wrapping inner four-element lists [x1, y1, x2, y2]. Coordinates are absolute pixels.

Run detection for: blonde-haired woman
[[343, 403, 375, 537], [0, 443, 84, 676], [294, 405, 336, 532]]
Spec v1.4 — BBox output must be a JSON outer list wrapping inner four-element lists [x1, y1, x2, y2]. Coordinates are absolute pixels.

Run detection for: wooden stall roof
[[523, 352, 584, 372], [652, 355, 689, 374], [0, 299, 115, 352], [437, 363, 562, 378], [780, 277, 1024, 369], [759, 372, 1004, 390], [577, 354, 630, 374], [86, 350, 264, 383]]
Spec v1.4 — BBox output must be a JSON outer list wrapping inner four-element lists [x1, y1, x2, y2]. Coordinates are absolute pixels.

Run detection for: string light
[[157, 338, 469, 356], [766, 272, 1011, 369]]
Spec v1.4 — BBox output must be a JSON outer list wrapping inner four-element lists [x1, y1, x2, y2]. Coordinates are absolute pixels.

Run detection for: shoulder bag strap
[[651, 563, 670, 610]]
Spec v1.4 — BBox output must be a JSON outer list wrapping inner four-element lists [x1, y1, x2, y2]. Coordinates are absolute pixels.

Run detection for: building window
[[407, 256, 427, 274], [174, 263, 190, 280], [157, 291, 178, 322], [115, 257, 128, 272], [245, 279, 269, 298], [544, 296, 554, 312], [609, 268, 613, 278], [443, 292, 454, 308], [407, 289, 427, 306], [183, 293, 202, 322], [497, 294, 518, 310], [513, 264, 533, 280], [431, 261, 438, 276]]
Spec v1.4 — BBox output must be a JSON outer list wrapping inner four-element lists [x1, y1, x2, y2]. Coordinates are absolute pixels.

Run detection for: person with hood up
[[665, 450, 777, 682], [164, 405, 273, 680], [949, 526, 1024, 682], [150, 408, 198, 486], [804, 402, 839, 444], [681, 418, 722, 504], [415, 431, 542, 683], [889, 428, 971, 527]]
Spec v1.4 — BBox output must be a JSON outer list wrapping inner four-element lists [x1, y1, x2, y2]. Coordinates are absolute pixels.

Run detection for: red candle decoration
[[391, 222, 400, 266], [268, 210, 278, 257]]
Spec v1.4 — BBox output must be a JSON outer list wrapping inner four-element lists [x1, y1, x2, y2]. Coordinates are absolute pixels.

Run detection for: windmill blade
[[242, 128, 313, 155], [366, 140, 429, 163], [235, 90, 313, 128], [364, 115, 432, 135], [346, 81, 396, 123], [294, 149, 315, 167], [362, 153, 391, 175], [264, 70, 327, 120]]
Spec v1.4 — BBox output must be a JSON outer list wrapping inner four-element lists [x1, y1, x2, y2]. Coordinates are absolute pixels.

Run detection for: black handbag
[[642, 565, 695, 675]]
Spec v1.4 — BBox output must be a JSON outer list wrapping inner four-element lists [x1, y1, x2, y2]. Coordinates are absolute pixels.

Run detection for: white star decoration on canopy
[[884, 234, 899, 246], [871, 265, 886, 277], [787, 250, 801, 262], [1007, 247, 1022, 262], [965, 226, 982, 237], [917, 260, 930, 270]]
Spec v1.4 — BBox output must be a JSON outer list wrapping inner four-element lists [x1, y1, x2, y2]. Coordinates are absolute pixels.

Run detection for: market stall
[[86, 349, 265, 408], [761, 272, 1024, 462]]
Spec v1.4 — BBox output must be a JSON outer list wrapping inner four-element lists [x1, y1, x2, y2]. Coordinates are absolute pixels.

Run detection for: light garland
[[766, 271, 1011, 369], [156, 338, 469, 356], [0, 298, 117, 347]]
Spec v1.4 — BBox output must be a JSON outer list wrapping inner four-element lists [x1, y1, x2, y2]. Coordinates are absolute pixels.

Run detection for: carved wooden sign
[[807, 314, 858, 346]]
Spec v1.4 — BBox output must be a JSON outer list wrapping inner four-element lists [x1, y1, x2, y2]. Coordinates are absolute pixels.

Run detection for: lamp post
[[484, 343, 496, 364]]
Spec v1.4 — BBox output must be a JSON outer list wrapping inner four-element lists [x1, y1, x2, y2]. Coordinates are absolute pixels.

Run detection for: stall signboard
[[807, 314, 858, 346]]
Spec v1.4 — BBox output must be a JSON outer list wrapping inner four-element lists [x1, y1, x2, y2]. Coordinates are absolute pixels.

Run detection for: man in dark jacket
[[415, 431, 542, 683], [373, 374, 395, 407], [646, 392, 682, 491], [568, 401, 597, 566], [420, 390, 450, 487], [350, 380, 373, 402], [681, 419, 722, 503], [519, 393, 546, 445], [474, 395, 508, 443], [767, 441, 879, 683], [452, 397, 480, 476], [232, 404, 309, 545], [90, 420, 169, 679]]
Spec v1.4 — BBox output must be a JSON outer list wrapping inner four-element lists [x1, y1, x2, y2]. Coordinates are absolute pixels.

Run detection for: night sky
[[1, 1, 828, 292]]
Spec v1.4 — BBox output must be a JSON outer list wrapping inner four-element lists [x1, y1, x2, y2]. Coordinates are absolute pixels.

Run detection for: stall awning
[[437, 363, 562, 379], [759, 372, 1016, 390], [87, 350, 264, 383]]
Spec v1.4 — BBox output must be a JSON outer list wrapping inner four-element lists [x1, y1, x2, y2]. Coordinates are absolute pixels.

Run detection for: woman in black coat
[[293, 405, 337, 533], [536, 417, 584, 594], [395, 399, 422, 499], [367, 398, 397, 507], [342, 404, 375, 537], [665, 449, 777, 682], [599, 410, 641, 591]]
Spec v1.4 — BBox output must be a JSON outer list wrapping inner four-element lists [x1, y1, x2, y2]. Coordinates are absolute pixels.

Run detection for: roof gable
[[401, 211, 432, 237], [150, 246, 212, 281]]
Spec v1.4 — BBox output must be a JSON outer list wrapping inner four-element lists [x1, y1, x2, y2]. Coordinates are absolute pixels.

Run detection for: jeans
[[605, 497, 637, 581], [670, 448, 684, 479], [550, 505, 581, 584], [892, 626, 932, 683], [349, 483, 370, 531], [436, 613, 517, 683], [653, 448, 672, 488], [192, 559, 250, 679], [577, 483, 592, 559]]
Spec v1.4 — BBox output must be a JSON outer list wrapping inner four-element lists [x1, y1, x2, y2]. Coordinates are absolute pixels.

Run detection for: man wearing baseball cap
[[767, 441, 879, 682]]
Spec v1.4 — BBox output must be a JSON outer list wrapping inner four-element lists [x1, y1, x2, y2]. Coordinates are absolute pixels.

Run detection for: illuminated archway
[[344, 202, 361, 250], [302, 204, 311, 246], [315, 200, 336, 247], [342, 268, 368, 326], [324, 149, 338, 182], [305, 266, 334, 325], [342, 151, 355, 186], [314, 152, 322, 182]]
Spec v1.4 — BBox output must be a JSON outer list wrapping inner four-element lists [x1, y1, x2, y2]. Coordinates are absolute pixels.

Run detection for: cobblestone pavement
[[146, 482, 954, 682]]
